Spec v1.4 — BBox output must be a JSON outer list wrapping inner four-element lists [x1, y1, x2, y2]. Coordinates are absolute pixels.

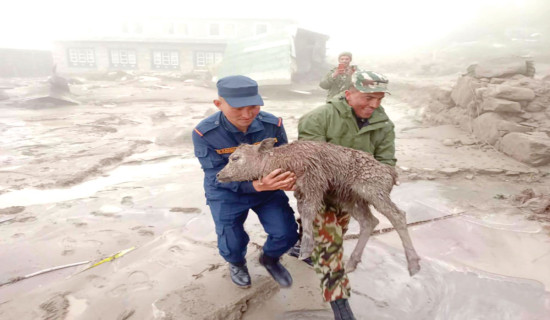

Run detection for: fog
[[1, 1, 550, 319], [3, 0, 549, 57]]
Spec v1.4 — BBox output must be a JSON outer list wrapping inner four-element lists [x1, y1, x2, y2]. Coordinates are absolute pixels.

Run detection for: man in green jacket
[[319, 52, 358, 102], [297, 70, 395, 320]]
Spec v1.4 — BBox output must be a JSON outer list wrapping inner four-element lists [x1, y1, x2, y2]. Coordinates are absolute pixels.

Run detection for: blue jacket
[[192, 110, 289, 211]]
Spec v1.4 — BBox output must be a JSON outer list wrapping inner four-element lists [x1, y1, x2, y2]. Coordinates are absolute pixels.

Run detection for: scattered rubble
[[20, 66, 81, 106], [510, 188, 550, 222]]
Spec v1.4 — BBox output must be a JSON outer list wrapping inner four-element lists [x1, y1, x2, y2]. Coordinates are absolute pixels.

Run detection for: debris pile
[[21, 65, 81, 106], [510, 188, 550, 222], [423, 58, 550, 166]]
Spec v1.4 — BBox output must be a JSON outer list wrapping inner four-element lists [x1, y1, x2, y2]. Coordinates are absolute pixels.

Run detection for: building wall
[[53, 41, 226, 75], [113, 18, 294, 40], [53, 18, 297, 76]]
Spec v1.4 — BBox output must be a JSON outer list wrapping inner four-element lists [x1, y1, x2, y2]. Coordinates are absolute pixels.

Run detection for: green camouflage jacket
[[298, 96, 397, 166], [318, 66, 357, 101]]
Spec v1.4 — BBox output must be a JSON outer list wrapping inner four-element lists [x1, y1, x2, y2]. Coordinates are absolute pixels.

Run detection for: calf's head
[[216, 138, 276, 183]]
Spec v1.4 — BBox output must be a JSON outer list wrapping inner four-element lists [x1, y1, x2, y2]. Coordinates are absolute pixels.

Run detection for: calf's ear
[[258, 138, 277, 153]]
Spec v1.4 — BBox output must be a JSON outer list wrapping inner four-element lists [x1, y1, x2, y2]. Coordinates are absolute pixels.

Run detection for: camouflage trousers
[[311, 204, 351, 302]]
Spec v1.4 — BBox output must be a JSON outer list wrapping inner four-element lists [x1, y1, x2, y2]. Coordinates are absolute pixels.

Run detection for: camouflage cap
[[352, 70, 390, 94]]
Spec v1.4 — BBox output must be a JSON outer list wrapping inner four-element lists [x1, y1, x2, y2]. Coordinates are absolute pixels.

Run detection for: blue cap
[[216, 75, 264, 108]]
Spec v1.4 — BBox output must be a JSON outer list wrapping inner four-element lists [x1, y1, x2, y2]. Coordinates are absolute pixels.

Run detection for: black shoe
[[259, 253, 293, 288], [287, 243, 314, 267], [229, 262, 251, 288], [330, 299, 356, 320]]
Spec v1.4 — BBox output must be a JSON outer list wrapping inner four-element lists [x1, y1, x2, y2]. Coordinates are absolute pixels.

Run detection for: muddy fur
[[217, 138, 421, 275]]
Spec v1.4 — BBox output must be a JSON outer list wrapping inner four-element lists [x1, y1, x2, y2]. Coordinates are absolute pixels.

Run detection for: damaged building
[[52, 18, 328, 83]]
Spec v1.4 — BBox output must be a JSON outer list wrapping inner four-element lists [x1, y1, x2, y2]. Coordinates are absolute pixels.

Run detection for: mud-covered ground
[[0, 76, 549, 319]]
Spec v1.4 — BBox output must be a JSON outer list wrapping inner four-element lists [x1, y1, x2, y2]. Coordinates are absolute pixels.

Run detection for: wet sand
[[0, 78, 549, 319]]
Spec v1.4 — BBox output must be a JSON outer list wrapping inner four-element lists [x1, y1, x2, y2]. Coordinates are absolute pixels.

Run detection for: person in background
[[192, 75, 299, 289], [319, 52, 358, 101]]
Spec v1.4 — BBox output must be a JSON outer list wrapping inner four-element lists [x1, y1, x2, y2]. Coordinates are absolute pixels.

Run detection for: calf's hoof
[[344, 260, 357, 273], [408, 259, 421, 276], [298, 246, 314, 260], [298, 251, 312, 260]]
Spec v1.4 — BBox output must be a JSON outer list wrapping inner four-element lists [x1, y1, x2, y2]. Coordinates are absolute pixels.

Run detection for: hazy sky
[[0, 0, 538, 55]]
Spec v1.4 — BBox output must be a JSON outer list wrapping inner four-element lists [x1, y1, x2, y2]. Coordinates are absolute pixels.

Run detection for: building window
[[110, 49, 137, 69], [167, 22, 175, 34], [177, 23, 188, 35], [209, 23, 220, 36], [195, 51, 223, 67], [68, 48, 96, 68], [224, 23, 235, 37], [152, 50, 179, 69], [256, 23, 268, 35], [134, 23, 143, 34]]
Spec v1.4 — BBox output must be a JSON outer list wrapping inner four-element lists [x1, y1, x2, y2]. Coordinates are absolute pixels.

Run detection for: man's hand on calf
[[253, 169, 296, 192]]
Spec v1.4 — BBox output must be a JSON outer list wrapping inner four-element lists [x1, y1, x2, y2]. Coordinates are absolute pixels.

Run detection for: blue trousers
[[209, 193, 299, 264]]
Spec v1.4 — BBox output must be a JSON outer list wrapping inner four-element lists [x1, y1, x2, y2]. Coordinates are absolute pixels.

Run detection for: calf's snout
[[216, 171, 229, 182]]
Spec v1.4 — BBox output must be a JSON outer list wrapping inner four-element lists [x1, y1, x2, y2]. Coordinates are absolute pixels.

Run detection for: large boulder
[[503, 75, 547, 92], [497, 121, 533, 134], [490, 78, 507, 84], [481, 97, 522, 113], [451, 76, 485, 108], [484, 84, 536, 101], [526, 96, 550, 112], [467, 59, 535, 78], [472, 112, 505, 145], [432, 87, 453, 105], [500, 132, 550, 166]]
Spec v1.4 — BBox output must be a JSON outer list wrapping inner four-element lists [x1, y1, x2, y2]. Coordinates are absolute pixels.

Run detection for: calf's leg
[[294, 185, 324, 260], [296, 193, 325, 260], [366, 193, 421, 276], [345, 204, 379, 273]]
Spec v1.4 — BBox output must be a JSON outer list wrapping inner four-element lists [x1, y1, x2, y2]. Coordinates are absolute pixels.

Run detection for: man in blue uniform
[[192, 75, 299, 289]]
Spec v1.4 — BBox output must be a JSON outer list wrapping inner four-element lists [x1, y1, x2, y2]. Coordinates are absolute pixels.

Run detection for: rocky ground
[[0, 75, 549, 319]]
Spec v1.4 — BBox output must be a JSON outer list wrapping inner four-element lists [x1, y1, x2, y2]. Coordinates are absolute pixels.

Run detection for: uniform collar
[[220, 113, 264, 134]]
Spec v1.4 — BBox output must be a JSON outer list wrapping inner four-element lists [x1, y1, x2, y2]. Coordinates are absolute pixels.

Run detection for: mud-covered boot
[[330, 298, 356, 320], [259, 252, 293, 288], [229, 262, 251, 288]]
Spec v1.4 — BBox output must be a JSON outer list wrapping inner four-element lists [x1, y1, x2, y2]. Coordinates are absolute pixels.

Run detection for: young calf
[[216, 138, 420, 275]]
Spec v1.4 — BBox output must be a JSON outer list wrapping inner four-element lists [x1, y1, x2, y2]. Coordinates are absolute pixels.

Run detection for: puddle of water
[[347, 243, 550, 320], [392, 181, 461, 220], [283, 180, 550, 319], [0, 158, 199, 208]]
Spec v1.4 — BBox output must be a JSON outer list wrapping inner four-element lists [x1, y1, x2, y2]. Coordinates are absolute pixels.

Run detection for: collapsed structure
[[423, 58, 550, 166]]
